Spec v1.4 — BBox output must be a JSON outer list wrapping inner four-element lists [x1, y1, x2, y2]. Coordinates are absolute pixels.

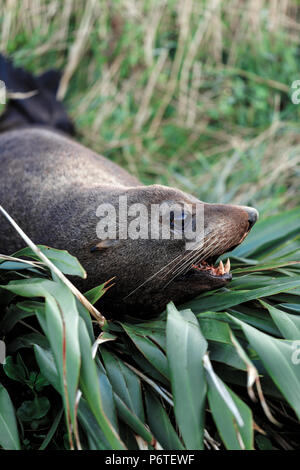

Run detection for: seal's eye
[[170, 210, 188, 231]]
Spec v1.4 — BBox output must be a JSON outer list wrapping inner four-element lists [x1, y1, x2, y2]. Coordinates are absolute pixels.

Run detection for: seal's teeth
[[219, 260, 225, 275], [225, 258, 231, 273]]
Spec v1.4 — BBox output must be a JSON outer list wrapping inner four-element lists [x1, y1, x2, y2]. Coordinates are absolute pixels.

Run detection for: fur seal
[[0, 56, 258, 317]]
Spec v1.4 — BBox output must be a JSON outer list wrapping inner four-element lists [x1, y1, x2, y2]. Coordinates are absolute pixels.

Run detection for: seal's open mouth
[[192, 258, 231, 278], [180, 256, 232, 282]]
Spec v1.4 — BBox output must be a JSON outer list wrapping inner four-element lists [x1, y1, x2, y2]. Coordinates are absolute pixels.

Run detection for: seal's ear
[[90, 239, 119, 253]]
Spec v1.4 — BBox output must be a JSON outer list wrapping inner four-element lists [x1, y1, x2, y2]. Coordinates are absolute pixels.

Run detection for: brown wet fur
[[0, 127, 257, 317]]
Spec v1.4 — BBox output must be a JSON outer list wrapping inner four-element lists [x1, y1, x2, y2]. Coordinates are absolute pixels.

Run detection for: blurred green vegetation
[[0, 0, 300, 214]]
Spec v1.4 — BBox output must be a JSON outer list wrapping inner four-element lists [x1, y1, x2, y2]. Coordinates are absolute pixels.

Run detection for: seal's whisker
[[190, 243, 219, 269], [123, 251, 189, 299], [166, 246, 207, 279], [160, 243, 206, 279], [166, 235, 219, 278], [166, 234, 227, 283], [124, 236, 214, 299], [163, 251, 214, 289], [160, 234, 218, 279]]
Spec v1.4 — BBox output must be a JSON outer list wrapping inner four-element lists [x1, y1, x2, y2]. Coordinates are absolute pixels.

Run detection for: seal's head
[[83, 185, 258, 317], [0, 57, 258, 318]]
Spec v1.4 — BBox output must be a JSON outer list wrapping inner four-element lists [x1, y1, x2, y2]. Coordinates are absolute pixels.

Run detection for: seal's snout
[[242, 206, 259, 230]]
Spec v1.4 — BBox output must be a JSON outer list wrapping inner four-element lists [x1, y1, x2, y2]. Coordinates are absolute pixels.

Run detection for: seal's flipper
[[0, 55, 74, 135]]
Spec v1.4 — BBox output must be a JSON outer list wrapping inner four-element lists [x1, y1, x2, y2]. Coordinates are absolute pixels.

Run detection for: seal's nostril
[[244, 206, 259, 229]]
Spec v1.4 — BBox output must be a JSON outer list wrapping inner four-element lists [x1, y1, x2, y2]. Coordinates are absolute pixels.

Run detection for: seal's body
[[0, 57, 258, 316]]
